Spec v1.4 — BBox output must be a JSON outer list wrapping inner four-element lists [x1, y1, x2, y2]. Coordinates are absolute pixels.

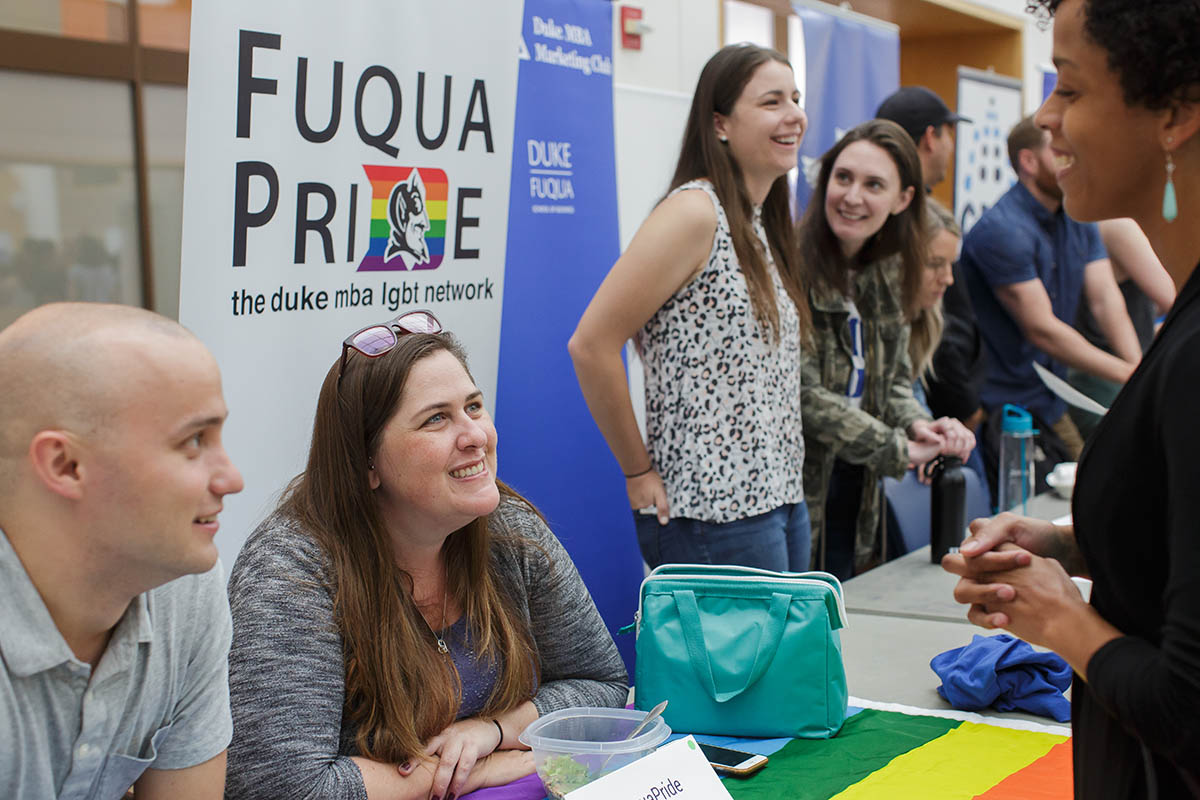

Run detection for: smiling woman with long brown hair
[[224, 313, 627, 800], [569, 43, 812, 573], [797, 120, 975, 579], [943, 1, 1200, 795]]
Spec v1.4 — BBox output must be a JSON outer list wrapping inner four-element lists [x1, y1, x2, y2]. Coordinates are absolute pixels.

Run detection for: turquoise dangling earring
[[1163, 145, 1178, 223]]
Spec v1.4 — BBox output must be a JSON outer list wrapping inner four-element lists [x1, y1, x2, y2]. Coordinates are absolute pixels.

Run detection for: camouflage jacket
[[801, 254, 930, 570]]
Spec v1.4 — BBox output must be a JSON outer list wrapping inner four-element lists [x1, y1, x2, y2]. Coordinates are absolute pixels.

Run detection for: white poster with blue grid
[[954, 67, 1023, 236]]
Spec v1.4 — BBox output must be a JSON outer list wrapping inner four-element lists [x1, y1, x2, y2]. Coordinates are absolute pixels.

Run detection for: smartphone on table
[[698, 743, 768, 776]]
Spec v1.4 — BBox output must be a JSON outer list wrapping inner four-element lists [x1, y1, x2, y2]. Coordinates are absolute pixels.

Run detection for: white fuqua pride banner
[[179, 1, 522, 560]]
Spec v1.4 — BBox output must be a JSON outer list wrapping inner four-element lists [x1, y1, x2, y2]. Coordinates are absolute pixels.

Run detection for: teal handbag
[[631, 564, 849, 738]]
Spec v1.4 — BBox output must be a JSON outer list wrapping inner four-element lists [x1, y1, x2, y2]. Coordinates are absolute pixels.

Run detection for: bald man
[[0, 303, 244, 800]]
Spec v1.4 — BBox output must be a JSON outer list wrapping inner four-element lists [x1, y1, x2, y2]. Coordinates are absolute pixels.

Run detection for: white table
[[838, 611, 1070, 724]]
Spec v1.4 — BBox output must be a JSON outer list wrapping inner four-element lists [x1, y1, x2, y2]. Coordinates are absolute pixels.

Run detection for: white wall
[[722, 0, 774, 47], [608, 0, 719, 247], [608, 0, 1051, 114], [610, 0, 721, 97]]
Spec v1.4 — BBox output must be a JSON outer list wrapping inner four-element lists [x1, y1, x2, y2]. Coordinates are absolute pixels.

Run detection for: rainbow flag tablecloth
[[465, 700, 1071, 800], [715, 700, 1071, 800]]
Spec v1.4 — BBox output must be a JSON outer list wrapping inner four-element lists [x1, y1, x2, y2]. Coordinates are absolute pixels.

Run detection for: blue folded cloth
[[930, 633, 1072, 722]]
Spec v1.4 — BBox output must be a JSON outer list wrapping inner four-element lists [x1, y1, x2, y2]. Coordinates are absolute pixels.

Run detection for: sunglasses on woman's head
[[337, 309, 443, 382]]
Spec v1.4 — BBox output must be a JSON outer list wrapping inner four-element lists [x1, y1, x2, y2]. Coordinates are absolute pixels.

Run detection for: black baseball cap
[[876, 87, 972, 144]]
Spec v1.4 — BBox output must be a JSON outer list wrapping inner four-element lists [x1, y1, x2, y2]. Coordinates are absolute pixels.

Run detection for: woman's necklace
[[426, 585, 450, 655]]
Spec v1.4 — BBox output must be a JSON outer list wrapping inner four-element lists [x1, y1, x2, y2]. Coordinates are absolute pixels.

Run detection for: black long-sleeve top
[[1071, 259, 1200, 798]]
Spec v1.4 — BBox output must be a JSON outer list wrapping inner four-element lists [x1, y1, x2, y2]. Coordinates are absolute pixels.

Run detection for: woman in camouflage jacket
[[797, 121, 975, 576]]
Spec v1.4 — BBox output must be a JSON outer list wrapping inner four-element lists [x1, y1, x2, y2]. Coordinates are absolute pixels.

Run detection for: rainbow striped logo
[[357, 165, 447, 272]]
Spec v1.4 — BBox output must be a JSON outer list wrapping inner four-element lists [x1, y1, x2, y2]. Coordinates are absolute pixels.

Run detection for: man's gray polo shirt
[[0, 529, 233, 799]]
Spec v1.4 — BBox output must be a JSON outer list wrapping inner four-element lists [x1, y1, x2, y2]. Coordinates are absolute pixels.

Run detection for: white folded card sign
[[1033, 361, 1109, 416], [565, 736, 735, 800]]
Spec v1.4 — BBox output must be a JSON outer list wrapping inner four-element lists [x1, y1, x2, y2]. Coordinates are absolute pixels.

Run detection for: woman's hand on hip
[[424, 717, 505, 799], [627, 469, 670, 525]]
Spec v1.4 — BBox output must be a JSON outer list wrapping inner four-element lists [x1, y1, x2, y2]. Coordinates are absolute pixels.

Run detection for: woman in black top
[[943, 0, 1200, 797]]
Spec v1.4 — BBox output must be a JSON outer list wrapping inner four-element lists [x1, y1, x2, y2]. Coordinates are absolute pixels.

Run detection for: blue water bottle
[[997, 404, 1037, 514]]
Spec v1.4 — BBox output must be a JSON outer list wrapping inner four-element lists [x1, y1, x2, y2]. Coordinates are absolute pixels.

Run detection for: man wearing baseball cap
[[877, 86, 971, 190], [879, 86, 987, 477]]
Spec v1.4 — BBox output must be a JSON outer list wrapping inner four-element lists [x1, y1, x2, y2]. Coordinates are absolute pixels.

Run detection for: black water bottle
[[930, 455, 967, 563]]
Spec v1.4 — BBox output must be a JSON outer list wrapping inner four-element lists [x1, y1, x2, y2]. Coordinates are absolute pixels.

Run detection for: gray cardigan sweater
[[224, 500, 629, 800]]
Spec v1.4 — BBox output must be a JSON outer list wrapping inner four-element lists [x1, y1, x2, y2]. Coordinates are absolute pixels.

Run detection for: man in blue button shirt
[[961, 116, 1140, 459]]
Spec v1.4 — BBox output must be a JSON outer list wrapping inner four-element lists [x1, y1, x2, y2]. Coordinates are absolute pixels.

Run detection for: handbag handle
[[674, 589, 789, 703]]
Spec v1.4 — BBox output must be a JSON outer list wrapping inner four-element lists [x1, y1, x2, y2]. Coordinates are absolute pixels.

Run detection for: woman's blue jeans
[[634, 501, 811, 572]]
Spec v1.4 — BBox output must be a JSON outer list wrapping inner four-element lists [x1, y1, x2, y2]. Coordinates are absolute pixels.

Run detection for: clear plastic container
[[518, 707, 672, 799]]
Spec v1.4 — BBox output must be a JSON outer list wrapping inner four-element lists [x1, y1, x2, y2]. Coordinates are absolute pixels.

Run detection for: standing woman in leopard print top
[[569, 43, 812, 571]]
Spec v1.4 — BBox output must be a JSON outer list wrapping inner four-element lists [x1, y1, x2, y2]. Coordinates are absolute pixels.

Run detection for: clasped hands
[[402, 716, 533, 800], [941, 513, 1088, 651]]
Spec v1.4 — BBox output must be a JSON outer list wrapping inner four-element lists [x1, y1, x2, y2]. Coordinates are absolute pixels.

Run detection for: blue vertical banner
[[793, 4, 899, 211], [496, 0, 643, 673]]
